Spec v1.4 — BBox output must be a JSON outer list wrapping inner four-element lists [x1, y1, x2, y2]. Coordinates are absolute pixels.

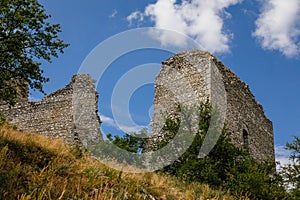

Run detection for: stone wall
[[0, 74, 102, 145], [147, 50, 274, 161], [215, 58, 274, 161]]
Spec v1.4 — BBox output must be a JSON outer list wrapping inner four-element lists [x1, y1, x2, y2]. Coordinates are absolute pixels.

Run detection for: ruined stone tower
[[149, 50, 274, 161], [0, 74, 102, 146]]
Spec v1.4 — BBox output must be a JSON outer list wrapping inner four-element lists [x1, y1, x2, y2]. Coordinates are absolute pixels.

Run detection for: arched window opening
[[243, 129, 249, 149]]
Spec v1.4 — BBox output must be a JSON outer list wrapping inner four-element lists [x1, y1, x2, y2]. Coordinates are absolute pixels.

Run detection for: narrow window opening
[[243, 129, 249, 149]]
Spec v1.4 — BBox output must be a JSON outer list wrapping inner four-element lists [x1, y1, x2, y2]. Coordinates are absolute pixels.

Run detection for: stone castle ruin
[[149, 50, 274, 161], [0, 74, 102, 146], [0, 50, 274, 161]]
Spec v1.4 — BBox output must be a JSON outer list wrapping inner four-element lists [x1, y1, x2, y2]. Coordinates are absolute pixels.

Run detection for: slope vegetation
[[0, 123, 241, 200]]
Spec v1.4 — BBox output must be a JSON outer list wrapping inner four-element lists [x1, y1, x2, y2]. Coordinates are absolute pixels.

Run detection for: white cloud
[[99, 113, 148, 133], [253, 0, 300, 57], [109, 9, 118, 18], [275, 145, 292, 167], [127, 11, 144, 26], [127, 0, 242, 53], [99, 114, 116, 127]]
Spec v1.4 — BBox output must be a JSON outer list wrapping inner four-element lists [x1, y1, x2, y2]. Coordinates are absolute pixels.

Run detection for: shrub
[[156, 101, 288, 199], [280, 136, 300, 199]]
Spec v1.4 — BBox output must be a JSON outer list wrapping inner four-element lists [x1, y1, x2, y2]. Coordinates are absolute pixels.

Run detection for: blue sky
[[36, 0, 300, 165]]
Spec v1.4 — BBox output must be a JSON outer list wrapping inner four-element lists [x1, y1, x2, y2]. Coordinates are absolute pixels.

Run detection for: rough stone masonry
[[148, 50, 275, 161], [0, 74, 102, 146]]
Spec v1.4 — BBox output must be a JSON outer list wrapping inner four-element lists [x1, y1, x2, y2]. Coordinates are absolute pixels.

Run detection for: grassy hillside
[[0, 123, 247, 200]]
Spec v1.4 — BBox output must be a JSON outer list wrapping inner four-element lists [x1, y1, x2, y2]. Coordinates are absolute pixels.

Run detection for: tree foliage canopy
[[107, 128, 148, 153], [0, 0, 69, 105], [156, 102, 286, 199], [281, 136, 300, 198]]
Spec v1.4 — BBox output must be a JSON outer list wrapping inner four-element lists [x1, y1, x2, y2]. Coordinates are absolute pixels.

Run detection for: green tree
[[89, 129, 148, 167], [107, 128, 148, 153], [158, 101, 287, 199], [281, 136, 300, 198], [0, 0, 69, 105]]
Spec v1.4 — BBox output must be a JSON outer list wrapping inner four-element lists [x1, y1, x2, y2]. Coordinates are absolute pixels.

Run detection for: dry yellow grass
[[0, 123, 70, 155], [0, 123, 247, 200]]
